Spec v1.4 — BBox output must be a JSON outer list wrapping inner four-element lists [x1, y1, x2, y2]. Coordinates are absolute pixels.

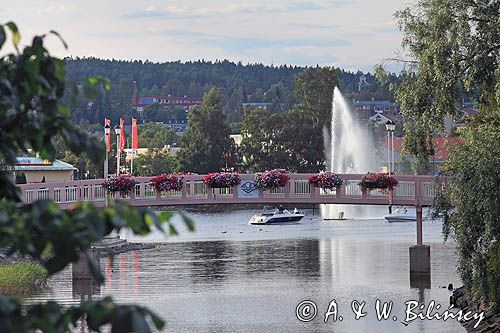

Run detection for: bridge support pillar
[[409, 204, 430, 283], [409, 245, 430, 275]]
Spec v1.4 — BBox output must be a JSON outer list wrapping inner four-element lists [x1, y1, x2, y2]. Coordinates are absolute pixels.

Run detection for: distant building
[[242, 102, 271, 110], [132, 95, 202, 115], [151, 120, 188, 133], [358, 74, 369, 92], [369, 112, 400, 126], [353, 100, 401, 123], [14, 157, 77, 183], [381, 136, 463, 174], [230, 134, 243, 146]]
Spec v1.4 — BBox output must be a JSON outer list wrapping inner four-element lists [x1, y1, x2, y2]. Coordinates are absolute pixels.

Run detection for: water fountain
[[321, 87, 381, 219]]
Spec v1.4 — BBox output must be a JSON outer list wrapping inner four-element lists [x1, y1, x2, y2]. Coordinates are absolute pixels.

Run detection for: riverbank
[[452, 286, 500, 332], [0, 262, 48, 296]]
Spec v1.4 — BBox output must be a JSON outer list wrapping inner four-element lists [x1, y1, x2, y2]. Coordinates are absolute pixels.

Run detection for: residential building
[[132, 95, 202, 115], [381, 136, 463, 175], [242, 102, 271, 110], [353, 100, 401, 122]]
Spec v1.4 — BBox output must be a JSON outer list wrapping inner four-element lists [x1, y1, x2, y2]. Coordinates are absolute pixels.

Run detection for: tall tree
[[384, 0, 500, 306], [240, 108, 294, 171], [292, 67, 338, 171], [176, 87, 238, 173], [379, 0, 500, 172]]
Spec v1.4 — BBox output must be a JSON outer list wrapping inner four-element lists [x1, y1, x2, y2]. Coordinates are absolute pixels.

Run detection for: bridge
[[19, 173, 440, 278], [19, 173, 437, 208]]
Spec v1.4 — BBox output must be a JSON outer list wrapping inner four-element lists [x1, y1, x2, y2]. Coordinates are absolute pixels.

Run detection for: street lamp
[[104, 124, 110, 179], [385, 120, 396, 214], [385, 121, 396, 174], [115, 127, 121, 176]]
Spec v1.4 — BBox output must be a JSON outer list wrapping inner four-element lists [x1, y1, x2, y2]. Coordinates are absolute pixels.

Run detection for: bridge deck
[[19, 174, 438, 209]]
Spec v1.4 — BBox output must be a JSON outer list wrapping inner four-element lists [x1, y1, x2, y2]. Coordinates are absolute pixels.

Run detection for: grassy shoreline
[[0, 262, 48, 296]]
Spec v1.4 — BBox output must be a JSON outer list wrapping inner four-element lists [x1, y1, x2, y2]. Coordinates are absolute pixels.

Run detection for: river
[[29, 207, 465, 332]]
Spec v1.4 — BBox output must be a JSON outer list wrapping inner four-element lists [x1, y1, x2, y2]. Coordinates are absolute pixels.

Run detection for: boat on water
[[249, 207, 304, 225], [383, 207, 416, 223]]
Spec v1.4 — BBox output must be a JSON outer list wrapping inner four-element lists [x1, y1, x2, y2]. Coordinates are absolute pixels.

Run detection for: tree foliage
[[381, 0, 500, 171], [240, 67, 338, 172], [64, 58, 398, 125], [433, 104, 500, 306], [133, 149, 175, 176], [0, 23, 192, 332], [137, 122, 178, 149], [391, 0, 500, 306], [176, 87, 239, 173]]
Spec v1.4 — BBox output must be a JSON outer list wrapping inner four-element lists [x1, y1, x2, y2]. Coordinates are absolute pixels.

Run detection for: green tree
[[138, 122, 177, 149], [291, 67, 338, 171], [0, 23, 192, 332], [176, 87, 239, 173], [133, 149, 175, 176], [434, 104, 500, 306], [240, 108, 294, 171], [377, 0, 500, 172], [384, 0, 500, 306]]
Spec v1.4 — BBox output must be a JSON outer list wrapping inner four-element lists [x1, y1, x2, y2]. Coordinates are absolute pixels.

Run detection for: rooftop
[[14, 157, 77, 171]]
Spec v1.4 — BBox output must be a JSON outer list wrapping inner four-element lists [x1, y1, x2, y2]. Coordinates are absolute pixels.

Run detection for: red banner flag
[[105, 118, 111, 152], [119, 118, 125, 152], [132, 118, 138, 150]]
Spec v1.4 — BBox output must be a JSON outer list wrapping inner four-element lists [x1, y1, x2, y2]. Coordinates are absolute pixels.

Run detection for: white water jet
[[321, 87, 380, 219]]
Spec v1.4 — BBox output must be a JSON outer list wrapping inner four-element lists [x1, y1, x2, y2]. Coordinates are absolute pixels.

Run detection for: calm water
[[29, 207, 465, 332]]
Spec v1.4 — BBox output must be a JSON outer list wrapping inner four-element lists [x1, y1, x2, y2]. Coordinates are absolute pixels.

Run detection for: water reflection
[[31, 215, 463, 333]]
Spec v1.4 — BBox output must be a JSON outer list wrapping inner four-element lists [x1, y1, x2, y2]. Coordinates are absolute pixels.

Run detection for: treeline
[[64, 57, 398, 125]]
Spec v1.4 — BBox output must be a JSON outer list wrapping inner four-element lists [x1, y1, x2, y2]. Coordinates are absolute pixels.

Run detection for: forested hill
[[64, 57, 395, 125]]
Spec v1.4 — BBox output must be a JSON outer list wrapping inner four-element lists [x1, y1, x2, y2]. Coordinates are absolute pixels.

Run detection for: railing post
[[61, 186, 67, 203], [181, 180, 187, 199]]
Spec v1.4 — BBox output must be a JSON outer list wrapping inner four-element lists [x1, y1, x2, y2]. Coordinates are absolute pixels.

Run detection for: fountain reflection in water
[[321, 87, 380, 219]]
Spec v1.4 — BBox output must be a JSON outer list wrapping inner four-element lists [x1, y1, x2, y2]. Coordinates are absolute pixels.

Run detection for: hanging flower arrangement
[[150, 174, 183, 192], [359, 172, 398, 190], [309, 171, 343, 190], [103, 175, 137, 197], [255, 169, 289, 190], [203, 172, 241, 188]]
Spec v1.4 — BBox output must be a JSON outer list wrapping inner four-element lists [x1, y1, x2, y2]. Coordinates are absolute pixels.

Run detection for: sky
[[2, 0, 410, 72]]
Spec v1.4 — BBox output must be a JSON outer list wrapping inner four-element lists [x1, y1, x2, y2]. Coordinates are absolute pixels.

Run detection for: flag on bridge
[[104, 118, 111, 152], [132, 118, 138, 151], [119, 118, 125, 152]]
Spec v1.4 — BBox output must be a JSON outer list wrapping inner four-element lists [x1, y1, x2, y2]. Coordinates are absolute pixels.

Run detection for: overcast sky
[[3, 0, 410, 72]]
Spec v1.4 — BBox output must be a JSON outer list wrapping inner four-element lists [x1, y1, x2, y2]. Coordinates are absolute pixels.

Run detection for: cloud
[[121, 1, 350, 20]]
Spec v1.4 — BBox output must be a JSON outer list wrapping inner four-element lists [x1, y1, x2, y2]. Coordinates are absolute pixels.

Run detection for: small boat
[[249, 207, 305, 225], [383, 207, 416, 223]]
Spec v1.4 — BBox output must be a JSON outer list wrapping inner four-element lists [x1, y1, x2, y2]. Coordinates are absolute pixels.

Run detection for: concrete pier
[[409, 245, 431, 275]]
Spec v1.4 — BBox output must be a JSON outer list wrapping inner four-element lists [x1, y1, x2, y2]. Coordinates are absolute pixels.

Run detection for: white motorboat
[[249, 207, 304, 225], [383, 207, 416, 223]]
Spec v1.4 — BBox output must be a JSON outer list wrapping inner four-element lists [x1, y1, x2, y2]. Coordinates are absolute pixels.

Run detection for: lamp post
[[104, 124, 110, 179], [385, 121, 396, 173], [385, 120, 396, 214], [115, 127, 121, 176]]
